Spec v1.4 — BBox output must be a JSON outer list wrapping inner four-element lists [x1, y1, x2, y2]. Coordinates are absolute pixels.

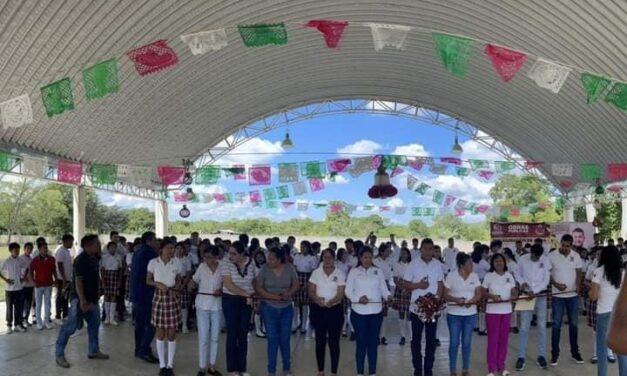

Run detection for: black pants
[[22, 286, 34, 322], [310, 303, 344, 373], [410, 313, 438, 376], [6, 290, 24, 327], [116, 275, 127, 320], [55, 280, 69, 319], [222, 294, 252, 373], [133, 302, 155, 357]]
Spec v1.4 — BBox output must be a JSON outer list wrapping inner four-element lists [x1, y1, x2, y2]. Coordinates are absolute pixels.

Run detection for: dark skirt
[[103, 270, 120, 297], [391, 286, 411, 319], [294, 272, 311, 306], [151, 288, 181, 329]]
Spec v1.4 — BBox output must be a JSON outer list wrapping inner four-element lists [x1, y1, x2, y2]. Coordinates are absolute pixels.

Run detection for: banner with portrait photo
[[550, 222, 595, 250]]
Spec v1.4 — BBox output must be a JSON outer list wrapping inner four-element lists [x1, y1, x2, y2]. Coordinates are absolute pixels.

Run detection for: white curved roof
[[0, 0, 625, 186]]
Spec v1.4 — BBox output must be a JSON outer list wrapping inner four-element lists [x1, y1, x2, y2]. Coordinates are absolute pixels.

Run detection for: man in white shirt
[[410, 238, 420, 260], [548, 234, 584, 366], [402, 238, 444, 376], [515, 244, 551, 370], [442, 238, 459, 275], [54, 234, 74, 321], [345, 239, 358, 269]]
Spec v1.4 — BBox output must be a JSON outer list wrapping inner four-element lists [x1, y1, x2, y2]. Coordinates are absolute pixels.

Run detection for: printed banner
[[22, 156, 46, 177], [195, 166, 221, 185], [249, 165, 272, 185], [309, 178, 325, 192], [276, 185, 290, 199], [279, 163, 299, 183], [327, 158, 351, 173], [58, 160, 83, 184], [157, 166, 185, 186], [293, 181, 308, 196], [406, 175, 418, 190], [89, 164, 117, 185], [490, 222, 550, 240]]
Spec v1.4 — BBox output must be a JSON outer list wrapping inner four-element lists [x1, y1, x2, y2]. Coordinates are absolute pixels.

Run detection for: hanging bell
[[368, 166, 398, 199]]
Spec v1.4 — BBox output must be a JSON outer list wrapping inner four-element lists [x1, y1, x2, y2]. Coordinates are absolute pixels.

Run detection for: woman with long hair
[[255, 247, 299, 376], [589, 246, 626, 376], [445, 252, 482, 376], [482, 253, 518, 376], [146, 239, 185, 376], [391, 247, 412, 346], [346, 246, 391, 376], [221, 241, 257, 376], [309, 248, 346, 376]]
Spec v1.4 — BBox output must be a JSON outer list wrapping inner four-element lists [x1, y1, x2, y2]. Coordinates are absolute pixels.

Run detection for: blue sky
[[100, 107, 509, 225]]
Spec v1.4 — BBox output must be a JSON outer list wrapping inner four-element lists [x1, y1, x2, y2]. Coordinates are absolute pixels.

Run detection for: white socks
[[292, 307, 299, 330], [156, 340, 166, 368], [167, 341, 176, 368], [181, 309, 188, 331], [380, 319, 387, 338], [255, 314, 264, 336], [156, 340, 176, 368], [398, 318, 407, 338], [110, 303, 117, 322], [478, 312, 486, 332]]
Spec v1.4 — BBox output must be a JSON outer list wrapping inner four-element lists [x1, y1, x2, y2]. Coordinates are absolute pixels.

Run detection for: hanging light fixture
[[368, 166, 398, 199], [281, 125, 294, 150], [185, 187, 195, 201], [594, 178, 605, 195], [182, 159, 193, 185], [451, 125, 463, 154], [179, 205, 191, 218]]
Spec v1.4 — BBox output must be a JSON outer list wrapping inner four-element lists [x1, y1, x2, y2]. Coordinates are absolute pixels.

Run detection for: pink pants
[[486, 313, 511, 373]]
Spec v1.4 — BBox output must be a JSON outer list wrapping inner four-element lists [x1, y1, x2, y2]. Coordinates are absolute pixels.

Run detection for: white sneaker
[[37, 324, 44, 330], [502, 371, 511, 376], [6, 327, 13, 334], [45, 322, 54, 329], [182, 326, 189, 334], [15, 325, 26, 333], [241, 373, 251, 376], [111, 320, 119, 327], [487, 373, 496, 376]]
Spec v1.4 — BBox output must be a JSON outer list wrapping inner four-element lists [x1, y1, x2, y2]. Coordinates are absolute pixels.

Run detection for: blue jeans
[[35, 286, 52, 326], [596, 312, 627, 376], [551, 296, 580, 358], [262, 303, 294, 374], [55, 299, 100, 357], [518, 296, 547, 359], [351, 310, 383, 375], [447, 313, 477, 373], [133, 302, 155, 357]]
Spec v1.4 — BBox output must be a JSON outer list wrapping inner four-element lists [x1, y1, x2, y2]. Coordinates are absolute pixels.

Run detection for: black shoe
[[515, 358, 526, 371], [511, 327, 519, 334], [582, 310, 588, 316], [159, 368, 167, 376], [546, 322, 553, 328], [207, 369, 222, 376], [197, 371, 206, 376], [140, 354, 159, 364], [435, 339, 441, 347], [399, 337, 406, 346], [380, 337, 387, 345], [572, 353, 584, 364], [478, 330, 487, 336], [166, 367, 175, 376], [537, 356, 548, 369], [550, 355, 559, 367], [349, 332, 355, 341]]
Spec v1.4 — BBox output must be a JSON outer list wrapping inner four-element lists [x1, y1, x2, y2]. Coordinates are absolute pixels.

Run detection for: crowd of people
[[1, 230, 626, 376]]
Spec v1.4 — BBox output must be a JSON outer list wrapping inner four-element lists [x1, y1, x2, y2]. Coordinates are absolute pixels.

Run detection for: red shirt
[[30, 255, 56, 287]]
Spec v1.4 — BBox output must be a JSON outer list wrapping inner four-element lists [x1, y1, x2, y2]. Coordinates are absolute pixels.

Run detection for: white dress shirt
[[101, 252, 122, 271], [373, 256, 393, 281], [345, 266, 391, 315], [293, 254, 319, 273], [517, 254, 550, 294], [335, 260, 349, 276], [193, 262, 223, 311], [403, 257, 444, 314], [1, 256, 24, 291], [443, 247, 459, 274], [548, 249, 582, 298], [147, 257, 183, 288], [444, 271, 481, 316], [309, 266, 346, 301], [54, 246, 73, 281]]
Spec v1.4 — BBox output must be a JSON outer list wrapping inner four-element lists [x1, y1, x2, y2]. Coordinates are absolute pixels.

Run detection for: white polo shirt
[[403, 257, 444, 314], [591, 266, 623, 314], [482, 271, 516, 314], [101, 252, 122, 271], [348, 255, 358, 269], [147, 257, 183, 288], [517, 254, 550, 294], [548, 249, 582, 298], [443, 247, 459, 274], [373, 256, 393, 281], [392, 260, 410, 280], [444, 271, 480, 316], [309, 266, 346, 301], [335, 260, 349, 276], [410, 248, 421, 261], [473, 259, 490, 281], [293, 254, 319, 273], [54, 246, 73, 281], [345, 266, 391, 315], [1, 256, 24, 291], [19, 254, 34, 287], [193, 262, 223, 311], [176, 255, 192, 275]]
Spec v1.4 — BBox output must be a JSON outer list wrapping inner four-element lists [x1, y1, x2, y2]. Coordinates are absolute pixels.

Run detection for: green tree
[[0, 178, 39, 239], [489, 174, 561, 223], [408, 219, 430, 238], [23, 187, 71, 235], [125, 208, 155, 233]]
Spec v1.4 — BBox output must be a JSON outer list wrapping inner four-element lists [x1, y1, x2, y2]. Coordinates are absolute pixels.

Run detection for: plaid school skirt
[[103, 270, 120, 297], [294, 272, 311, 306], [151, 289, 181, 329], [125, 273, 131, 300], [391, 287, 411, 318], [179, 289, 191, 309], [587, 299, 598, 330]]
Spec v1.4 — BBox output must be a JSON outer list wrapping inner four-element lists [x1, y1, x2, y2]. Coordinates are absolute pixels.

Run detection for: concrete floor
[[0, 311, 620, 376]]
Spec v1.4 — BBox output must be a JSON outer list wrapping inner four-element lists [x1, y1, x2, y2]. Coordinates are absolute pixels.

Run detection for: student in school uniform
[[293, 240, 318, 335], [101, 242, 123, 326], [54, 234, 74, 321], [19, 242, 35, 326], [471, 245, 490, 336], [30, 239, 56, 330], [346, 246, 392, 376], [373, 243, 393, 345], [1, 242, 26, 333], [147, 239, 185, 376], [191, 245, 223, 376], [391, 247, 412, 346], [175, 242, 193, 334]]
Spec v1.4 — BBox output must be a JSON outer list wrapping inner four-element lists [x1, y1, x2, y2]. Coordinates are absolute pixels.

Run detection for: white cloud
[[337, 140, 382, 156], [391, 143, 430, 157], [387, 197, 404, 208], [212, 137, 283, 166], [422, 175, 493, 204], [103, 192, 153, 209], [460, 140, 504, 162], [324, 174, 350, 185]]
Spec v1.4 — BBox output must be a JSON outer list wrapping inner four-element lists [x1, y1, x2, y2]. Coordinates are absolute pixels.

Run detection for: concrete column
[[72, 185, 86, 248], [563, 204, 574, 222], [155, 199, 168, 238], [585, 195, 597, 222]]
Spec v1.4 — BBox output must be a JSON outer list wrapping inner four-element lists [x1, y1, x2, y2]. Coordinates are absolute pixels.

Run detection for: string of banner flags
[[0, 20, 625, 131]]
